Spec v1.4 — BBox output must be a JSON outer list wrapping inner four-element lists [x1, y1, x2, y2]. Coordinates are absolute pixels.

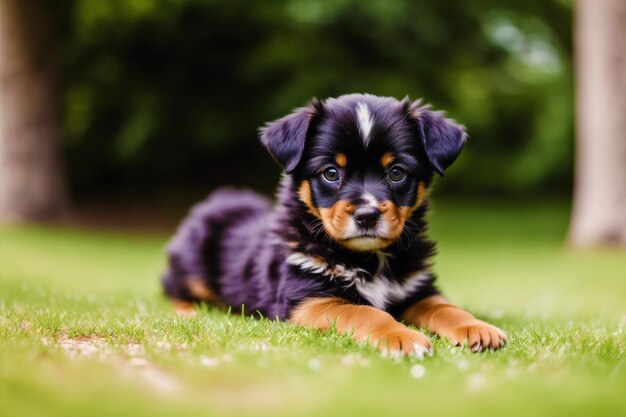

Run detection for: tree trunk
[[570, 0, 626, 247], [0, 0, 66, 223]]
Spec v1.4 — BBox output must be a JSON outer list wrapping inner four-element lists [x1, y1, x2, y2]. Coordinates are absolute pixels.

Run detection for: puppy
[[162, 94, 506, 357]]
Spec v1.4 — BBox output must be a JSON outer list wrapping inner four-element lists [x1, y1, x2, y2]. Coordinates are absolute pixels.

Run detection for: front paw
[[442, 321, 507, 352], [370, 328, 433, 359]]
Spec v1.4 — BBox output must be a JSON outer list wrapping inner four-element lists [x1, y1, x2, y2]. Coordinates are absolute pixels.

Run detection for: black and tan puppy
[[162, 93, 506, 358]]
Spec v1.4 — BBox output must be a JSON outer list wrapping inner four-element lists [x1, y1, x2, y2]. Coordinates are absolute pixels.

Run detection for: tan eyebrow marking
[[335, 153, 347, 168], [381, 152, 394, 168]]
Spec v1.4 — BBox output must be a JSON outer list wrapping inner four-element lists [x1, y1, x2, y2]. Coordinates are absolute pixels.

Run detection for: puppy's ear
[[409, 100, 467, 176], [260, 100, 321, 173]]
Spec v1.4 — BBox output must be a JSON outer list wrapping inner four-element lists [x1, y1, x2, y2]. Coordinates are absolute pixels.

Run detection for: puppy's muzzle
[[353, 206, 381, 229]]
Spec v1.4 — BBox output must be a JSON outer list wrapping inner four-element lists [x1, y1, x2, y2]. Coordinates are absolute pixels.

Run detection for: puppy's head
[[261, 94, 466, 251]]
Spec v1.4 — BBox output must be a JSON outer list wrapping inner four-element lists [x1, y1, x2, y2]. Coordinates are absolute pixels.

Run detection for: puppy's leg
[[173, 300, 197, 316], [164, 273, 222, 316], [401, 295, 506, 352], [290, 297, 432, 358]]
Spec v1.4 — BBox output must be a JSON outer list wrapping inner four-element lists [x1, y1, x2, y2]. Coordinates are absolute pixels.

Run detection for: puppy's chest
[[286, 252, 429, 310]]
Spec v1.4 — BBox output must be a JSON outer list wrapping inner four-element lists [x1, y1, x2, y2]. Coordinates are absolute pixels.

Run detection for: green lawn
[[1, 199, 625, 417]]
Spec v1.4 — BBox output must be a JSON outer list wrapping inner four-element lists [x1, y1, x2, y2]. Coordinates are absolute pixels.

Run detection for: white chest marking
[[352, 272, 430, 310], [356, 102, 374, 146], [286, 252, 430, 310]]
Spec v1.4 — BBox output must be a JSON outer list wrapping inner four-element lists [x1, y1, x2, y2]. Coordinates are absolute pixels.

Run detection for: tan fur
[[311, 182, 428, 251], [187, 276, 223, 307], [335, 153, 347, 168], [290, 297, 431, 354], [173, 300, 197, 316], [399, 181, 427, 219], [318, 201, 355, 239], [378, 201, 406, 242], [415, 181, 427, 209], [381, 152, 394, 168], [401, 295, 507, 351], [298, 180, 321, 217], [376, 182, 427, 242]]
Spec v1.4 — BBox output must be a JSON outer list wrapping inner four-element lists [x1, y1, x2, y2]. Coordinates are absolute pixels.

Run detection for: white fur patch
[[287, 252, 366, 282], [286, 253, 330, 276], [362, 193, 378, 207], [341, 237, 387, 251], [356, 102, 374, 146], [286, 251, 430, 310], [353, 272, 430, 310]]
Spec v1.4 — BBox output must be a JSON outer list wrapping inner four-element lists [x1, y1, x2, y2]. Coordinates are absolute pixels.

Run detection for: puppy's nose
[[353, 206, 381, 229]]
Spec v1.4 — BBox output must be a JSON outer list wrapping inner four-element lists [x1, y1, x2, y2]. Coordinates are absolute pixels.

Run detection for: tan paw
[[371, 328, 433, 359], [173, 300, 197, 316], [443, 320, 507, 352]]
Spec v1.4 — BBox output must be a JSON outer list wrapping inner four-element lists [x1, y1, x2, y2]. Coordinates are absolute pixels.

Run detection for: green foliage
[[56, 0, 573, 196], [1, 201, 625, 416]]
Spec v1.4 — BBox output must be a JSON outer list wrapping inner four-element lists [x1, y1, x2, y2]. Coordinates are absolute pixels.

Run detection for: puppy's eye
[[322, 167, 340, 182], [389, 166, 407, 182]]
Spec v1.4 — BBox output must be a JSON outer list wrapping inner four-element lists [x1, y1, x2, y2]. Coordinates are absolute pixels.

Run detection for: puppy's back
[[161, 188, 272, 304]]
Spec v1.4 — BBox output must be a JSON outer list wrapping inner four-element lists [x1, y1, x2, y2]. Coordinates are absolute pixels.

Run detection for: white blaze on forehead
[[356, 102, 374, 146], [362, 193, 378, 207]]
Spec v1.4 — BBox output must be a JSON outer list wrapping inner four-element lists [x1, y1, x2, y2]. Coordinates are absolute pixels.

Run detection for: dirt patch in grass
[[52, 336, 181, 394]]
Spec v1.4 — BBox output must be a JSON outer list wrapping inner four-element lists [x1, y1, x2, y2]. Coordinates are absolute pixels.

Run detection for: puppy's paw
[[442, 321, 507, 352], [173, 300, 197, 317], [372, 328, 433, 359]]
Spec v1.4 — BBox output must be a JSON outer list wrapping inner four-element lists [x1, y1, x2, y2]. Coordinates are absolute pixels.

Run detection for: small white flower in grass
[[505, 366, 519, 378], [127, 343, 145, 357], [457, 359, 469, 371], [253, 342, 270, 351], [129, 357, 149, 367], [381, 349, 403, 360], [410, 364, 426, 379], [466, 372, 487, 391], [341, 355, 356, 367], [308, 358, 321, 370], [200, 355, 220, 367], [221, 353, 233, 362], [494, 310, 503, 319]]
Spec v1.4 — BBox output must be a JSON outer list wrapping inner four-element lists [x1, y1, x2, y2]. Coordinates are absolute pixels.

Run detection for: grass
[[1, 199, 625, 417]]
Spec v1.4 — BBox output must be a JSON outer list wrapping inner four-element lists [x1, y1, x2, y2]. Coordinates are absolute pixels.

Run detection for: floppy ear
[[260, 100, 320, 173], [411, 101, 467, 176]]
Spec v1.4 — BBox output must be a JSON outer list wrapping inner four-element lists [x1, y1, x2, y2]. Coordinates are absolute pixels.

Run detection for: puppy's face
[[261, 94, 466, 252]]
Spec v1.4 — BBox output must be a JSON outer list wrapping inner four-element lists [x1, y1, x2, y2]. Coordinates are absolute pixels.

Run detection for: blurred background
[[0, 0, 624, 246]]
